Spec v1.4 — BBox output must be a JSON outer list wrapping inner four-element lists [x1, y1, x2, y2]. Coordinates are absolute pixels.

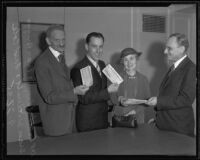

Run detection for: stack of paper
[[80, 66, 93, 87], [102, 64, 123, 84]]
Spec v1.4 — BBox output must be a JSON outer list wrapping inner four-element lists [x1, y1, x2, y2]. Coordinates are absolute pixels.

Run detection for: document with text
[[102, 64, 123, 84], [80, 66, 93, 87]]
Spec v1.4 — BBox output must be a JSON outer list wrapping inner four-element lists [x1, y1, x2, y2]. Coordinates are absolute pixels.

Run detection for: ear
[[85, 43, 88, 51], [46, 37, 51, 46], [179, 46, 185, 53]]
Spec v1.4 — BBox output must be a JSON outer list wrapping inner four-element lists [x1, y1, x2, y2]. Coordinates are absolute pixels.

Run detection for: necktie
[[58, 54, 65, 66], [167, 64, 174, 78], [160, 64, 175, 88], [96, 63, 101, 76], [58, 54, 70, 78], [163, 64, 174, 84]]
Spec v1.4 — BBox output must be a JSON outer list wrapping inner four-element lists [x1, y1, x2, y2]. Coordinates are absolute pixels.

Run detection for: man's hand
[[118, 96, 129, 107], [107, 83, 119, 93], [74, 85, 89, 95], [146, 97, 157, 106]]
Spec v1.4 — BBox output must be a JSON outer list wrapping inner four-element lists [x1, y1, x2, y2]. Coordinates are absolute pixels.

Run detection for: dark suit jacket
[[156, 56, 196, 137], [34, 48, 77, 136], [70, 56, 110, 132]]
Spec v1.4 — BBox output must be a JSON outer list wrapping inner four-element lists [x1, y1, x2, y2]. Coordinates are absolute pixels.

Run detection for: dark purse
[[112, 114, 138, 128]]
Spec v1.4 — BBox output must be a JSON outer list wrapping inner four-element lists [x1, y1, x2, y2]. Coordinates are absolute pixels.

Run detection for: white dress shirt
[[87, 55, 101, 76], [49, 46, 62, 62], [174, 54, 187, 69]]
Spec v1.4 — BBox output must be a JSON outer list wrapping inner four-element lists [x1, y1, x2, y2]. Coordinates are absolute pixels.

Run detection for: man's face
[[85, 37, 104, 62], [46, 29, 65, 53], [164, 36, 185, 62], [123, 54, 137, 71]]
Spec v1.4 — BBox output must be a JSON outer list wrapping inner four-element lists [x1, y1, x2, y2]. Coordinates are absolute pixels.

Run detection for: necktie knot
[[58, 54, 65, 65]]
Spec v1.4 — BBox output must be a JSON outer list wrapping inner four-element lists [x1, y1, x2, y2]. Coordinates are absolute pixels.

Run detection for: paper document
[[124, 98, 147, 105], [80, 66, 93, 87], [102, 64, 123, 84], [124, 110, 136, 116]]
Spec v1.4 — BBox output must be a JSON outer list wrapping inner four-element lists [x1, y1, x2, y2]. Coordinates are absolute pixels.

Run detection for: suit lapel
[[85, 57, 102, 79], [46, 49, 69, 80], [160, 57, 189, 90]]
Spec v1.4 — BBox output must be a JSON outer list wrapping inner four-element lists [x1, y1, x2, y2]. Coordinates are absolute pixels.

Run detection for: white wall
[[135, 7, 168, 121], [18, 7, 65, 24], [65, 7, 133, 68]]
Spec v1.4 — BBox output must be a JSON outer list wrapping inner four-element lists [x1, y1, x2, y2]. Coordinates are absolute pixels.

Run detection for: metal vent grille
[[142, 14, 166, 33]]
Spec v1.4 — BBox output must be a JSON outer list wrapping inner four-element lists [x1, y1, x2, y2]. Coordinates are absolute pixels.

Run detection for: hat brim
[[120, 52, 142, 59]]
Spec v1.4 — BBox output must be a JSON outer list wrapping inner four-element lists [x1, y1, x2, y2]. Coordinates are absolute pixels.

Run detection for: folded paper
[[102, 64, 123, 84], [124, 98, 147, 105], [80, 66, 93, 87]]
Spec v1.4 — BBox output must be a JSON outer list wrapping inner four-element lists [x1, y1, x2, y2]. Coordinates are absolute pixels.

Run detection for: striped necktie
[[160, 64, 175, 89], [96, 63, 101, 76], [58, 54, 65, 66], [167, 64, 175, 78]]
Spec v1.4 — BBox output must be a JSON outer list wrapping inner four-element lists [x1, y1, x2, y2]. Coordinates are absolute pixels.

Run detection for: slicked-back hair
[[46, 25, 64, 38], [169, 33, 189, 52], [86, 32, 104, 44]]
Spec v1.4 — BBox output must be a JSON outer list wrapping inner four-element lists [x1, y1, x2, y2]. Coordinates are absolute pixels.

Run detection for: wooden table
[[7, 124, 196, 155]]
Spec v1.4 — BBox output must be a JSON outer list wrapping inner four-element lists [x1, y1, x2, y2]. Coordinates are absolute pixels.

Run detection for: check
[[102, 64, 123, 84], [80, 66, 93, 87], [124, 98, 147, 105]]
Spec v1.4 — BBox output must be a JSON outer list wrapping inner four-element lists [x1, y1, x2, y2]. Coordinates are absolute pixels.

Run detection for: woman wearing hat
[[111, 47, 151, 124]]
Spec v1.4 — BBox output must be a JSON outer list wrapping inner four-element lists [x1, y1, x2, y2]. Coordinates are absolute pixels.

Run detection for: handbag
[[112, 114, 138, 128]]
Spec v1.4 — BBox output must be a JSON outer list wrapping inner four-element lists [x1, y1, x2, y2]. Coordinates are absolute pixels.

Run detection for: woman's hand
[[118, 96, 129, 107]]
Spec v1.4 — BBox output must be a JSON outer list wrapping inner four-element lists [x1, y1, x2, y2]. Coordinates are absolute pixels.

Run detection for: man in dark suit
[[70, 32, 119, 132], [34, 25, 89, 136], [147, 33, 196, 137]]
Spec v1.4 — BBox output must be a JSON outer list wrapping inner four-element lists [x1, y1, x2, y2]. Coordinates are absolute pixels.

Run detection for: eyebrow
[[54, 38, 65, 40], [91, 44, 103, 47]]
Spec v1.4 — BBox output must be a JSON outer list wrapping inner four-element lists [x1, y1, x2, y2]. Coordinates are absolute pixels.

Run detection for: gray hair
[[46, 25, 64, 38], [169, 33, 189, 52]]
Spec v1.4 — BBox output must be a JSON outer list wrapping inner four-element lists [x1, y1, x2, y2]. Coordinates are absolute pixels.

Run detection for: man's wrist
[[107, 88, 110, 93], [73, 88, 76, 95]]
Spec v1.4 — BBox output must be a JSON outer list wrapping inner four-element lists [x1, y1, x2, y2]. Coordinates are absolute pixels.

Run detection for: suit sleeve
[[71, 67, 110, 105], [157, 65, 196, 110], [35, 61, 77, 105], [108, 79, 120, 106], [142, 76, 151, 107], [143, 76, 151, 99]]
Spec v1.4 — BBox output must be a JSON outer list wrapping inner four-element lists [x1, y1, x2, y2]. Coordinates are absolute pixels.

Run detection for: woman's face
[[123, 54, 137, 71]]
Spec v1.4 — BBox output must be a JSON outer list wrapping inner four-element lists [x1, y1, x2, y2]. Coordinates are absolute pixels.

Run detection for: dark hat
[[120, 48, 142, 60]]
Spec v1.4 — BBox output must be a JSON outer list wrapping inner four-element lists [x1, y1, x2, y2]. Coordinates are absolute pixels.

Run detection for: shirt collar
[[87, 55, 98, 67], [49, 46, 62, 61], [174, 54, 187, 69]]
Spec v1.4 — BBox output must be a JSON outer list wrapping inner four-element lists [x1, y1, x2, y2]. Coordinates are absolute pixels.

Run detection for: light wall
[[65, 7, 134, 68]]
